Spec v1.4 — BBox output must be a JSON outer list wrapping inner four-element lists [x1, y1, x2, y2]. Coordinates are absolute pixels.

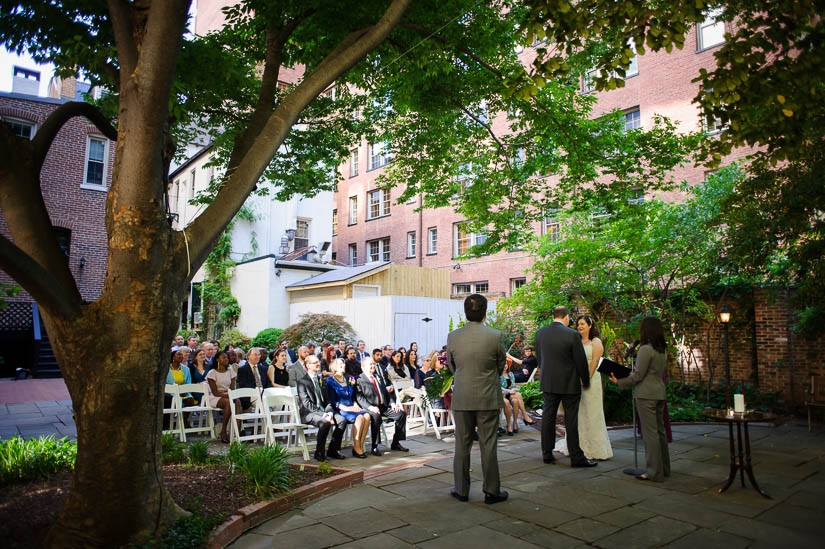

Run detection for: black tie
[[315, 376, 324, 405]]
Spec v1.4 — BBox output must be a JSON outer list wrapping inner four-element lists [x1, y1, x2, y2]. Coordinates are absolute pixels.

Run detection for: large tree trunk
[[44, 277, 187, 547]]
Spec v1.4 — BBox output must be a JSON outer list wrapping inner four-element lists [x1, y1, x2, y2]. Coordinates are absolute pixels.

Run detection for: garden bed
[[0, 461, 344, 548]]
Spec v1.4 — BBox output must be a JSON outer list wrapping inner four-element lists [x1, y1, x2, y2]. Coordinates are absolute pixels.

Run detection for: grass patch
[[0, 436, 76, 486]]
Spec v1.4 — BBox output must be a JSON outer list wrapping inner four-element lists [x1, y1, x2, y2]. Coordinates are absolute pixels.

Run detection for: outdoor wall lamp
[[453, 263, 461, 270], [78, 257, 86, 270], [719, 306, 731, 324]]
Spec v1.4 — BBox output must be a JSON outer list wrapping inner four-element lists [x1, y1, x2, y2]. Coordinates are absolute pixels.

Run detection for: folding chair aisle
[[228, 388, 267, 444]]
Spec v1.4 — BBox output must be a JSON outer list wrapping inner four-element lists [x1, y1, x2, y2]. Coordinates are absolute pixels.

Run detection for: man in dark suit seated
[[356, 358, 408, 456], [297, 355, 346, 461], [236, 347, 271, 409]]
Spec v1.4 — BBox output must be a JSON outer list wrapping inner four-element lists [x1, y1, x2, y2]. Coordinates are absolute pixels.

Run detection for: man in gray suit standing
[[447, 294, 509, 504], [535, 306, 597, 467]]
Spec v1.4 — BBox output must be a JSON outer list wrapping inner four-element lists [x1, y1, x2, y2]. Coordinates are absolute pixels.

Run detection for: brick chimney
[[46, 75, 78, 100]]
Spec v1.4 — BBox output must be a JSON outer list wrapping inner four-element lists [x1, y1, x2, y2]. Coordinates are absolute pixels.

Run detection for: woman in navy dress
[[326, 358, 370, 458]]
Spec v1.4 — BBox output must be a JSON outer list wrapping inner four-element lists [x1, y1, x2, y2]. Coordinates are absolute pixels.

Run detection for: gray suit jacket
[[617, 344, 667, 399], [288, 360, 307, 387], [446, 322, 506, 411], [535, 321, 590, 394]]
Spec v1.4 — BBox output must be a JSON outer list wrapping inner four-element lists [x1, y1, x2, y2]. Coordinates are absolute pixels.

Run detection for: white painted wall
[[289, 295, 496, 357]]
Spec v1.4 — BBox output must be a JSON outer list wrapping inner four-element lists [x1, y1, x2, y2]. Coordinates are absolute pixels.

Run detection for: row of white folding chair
[[392, 379, 426, 427], [164, 383, 221, 442], [422, 396, 455, 440]]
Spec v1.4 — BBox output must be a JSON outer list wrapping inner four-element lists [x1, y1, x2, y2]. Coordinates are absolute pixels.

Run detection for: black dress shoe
[[497, 427, 506, 435], [450, 488, 469, 502], [571, 459, 598, 468], [327, 450, 346, 460], [313, 451, 326, 462], [391, 443, 409, 452], [506, 430, 514, 436], [352, 449, 368, 459], [543, 457, 556, 464], [371, 447, 383, 457], [484, 491, 509, 504], [472, 431, 479, 441]]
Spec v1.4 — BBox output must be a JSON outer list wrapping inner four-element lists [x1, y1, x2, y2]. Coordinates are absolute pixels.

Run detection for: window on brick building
[[453, 283, 471, 295], [624, 41, 639, 78], [407, 231, 416, 258], [542, 208, 561, 242], [349, 148, 359, 177], [52, 227, 71, 259], [83, 136, 108, 188], [348, 196, 357, 225], [628, 187, 645, 204], [368, 237, 390, 262], [294, 218, 310, 250], [698, 8, 726, 50], [582, 69, 597, 93], [427, 227, 438, 254], [348, 243, 357, 266], [332, 209, 338, 236], [452, 281, 488, 296], [511, 278, 526, 295], [623, 108, 641, 132], [2, 116, 36, 139], [453, 222, 487, 257], [367, 188, 390, 219], [368, 141, 391, 170]]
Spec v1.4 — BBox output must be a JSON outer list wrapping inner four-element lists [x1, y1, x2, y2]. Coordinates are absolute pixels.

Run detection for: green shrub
[[237, 444, 291, 499], [518, 381, 543, 410], [280, 313, 356, 349], [187, 440, 210, 466], [218, 328, 251, 351], [227, 440, 250, 470], [162, 434, 186, 465], [603, 377, 634, 423], [0, 436, 77, 486], [176, 328, 198, 341], [251, 328, 284, 351], [159, 512, 218, 549]]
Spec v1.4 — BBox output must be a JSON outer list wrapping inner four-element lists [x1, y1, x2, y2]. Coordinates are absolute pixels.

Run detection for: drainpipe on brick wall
[[785, 289, 796, 402], [750, 287, 759, 388], [418, 193, 423, 267]]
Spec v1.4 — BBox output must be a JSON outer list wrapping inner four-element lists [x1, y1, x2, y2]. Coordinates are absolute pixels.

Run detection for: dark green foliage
[[281, 314, 356, 349], [187, 440, 210, 466], [130, 497, 222, 549], [227, 440, 250, 470], [0, 436, 76, 486], [518, 381, 543, 410], [161, 434, 186, 465], [603, 378, 634, 423], [236, 444, 291, 499], [250, 328, 284, 351], [423, 368, 455, 403]]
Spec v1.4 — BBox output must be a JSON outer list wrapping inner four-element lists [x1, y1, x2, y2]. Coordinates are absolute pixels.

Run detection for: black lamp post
[[719, 306, 731, 409]]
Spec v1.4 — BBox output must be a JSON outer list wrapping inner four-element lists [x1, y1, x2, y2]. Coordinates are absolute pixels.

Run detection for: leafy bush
[[187, 440, 210, 466], [218, 329, 252, 351], [518, 381, 543, 410], [159, 512, 218, 549], [237, 444, 291, 499], [280, 314, 356, 349], [0, 436, 77, 486], [251, 328, 284, 351], [227, 441, 250, 470], [176, 328, 198, 341], [162, 434, 186, 465], [603, 377, 634, 423]]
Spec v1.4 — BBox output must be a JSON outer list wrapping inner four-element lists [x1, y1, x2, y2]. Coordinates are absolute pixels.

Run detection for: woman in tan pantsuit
[[609, 316, 670, 481]]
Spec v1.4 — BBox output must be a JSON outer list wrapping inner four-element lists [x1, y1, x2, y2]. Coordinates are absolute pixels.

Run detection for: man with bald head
[[288, 345, 310, 387]]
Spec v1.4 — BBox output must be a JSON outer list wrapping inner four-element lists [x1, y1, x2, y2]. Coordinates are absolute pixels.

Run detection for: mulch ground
[[0, 464, 337, 548]]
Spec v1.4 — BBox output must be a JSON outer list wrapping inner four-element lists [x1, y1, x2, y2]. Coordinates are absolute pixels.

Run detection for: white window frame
[[367, 237, 391, 262], [427, 227, 438, 255], [2, 116, 36, 139], [349, 148, 359, 177], [367, 188, 390, 219], [348, 243, 357, 266], [294, 218, 310, 250], [407, 231, 416, 258], [332, 209, 338, 236], [582, 69, 597, 93], [452, 281, 488, 296], [368, 141, 391, 170], [623, 108, 641, 132], [453, 223, 486, 257], [542, 208, 561, 242], [625, 41, 639, 78], [510, 278, 526, 295], [698, 8, 726, 51], [348, 196, 358, 225], [81, 135, 109, 190]]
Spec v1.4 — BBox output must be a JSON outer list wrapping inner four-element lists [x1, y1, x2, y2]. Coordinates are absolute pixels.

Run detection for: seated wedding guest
[[404, 349, 419, 378], [280, 340, 297, 364], [380, 345, 393, 368], [189, 347, 209, 404], [306, 342, 317, 358], [288, 345, 310, 387], [326, 359, 370, 458], [500, 362, 533, 435], [177, 346, 190, 369], [397, 346, 407, 364], [224, 344, 234, 352], [267, 348, 290, 388], [297, 355, 347, 461], [609, 316, 670, 481], [235, 348, 247, 368], [356, 358, 409, 456], [164, 349, 195, 429], [355, 340, 368, 362], [205, 350, 239, 443], [227, 350, 239, 371], [507, 345, 538, 383], [409, 342, 418, 354], [171, 335, 185, 351], [320, 345, 337, 376], [386, 350, 407, 382], [386, 349, 414, 402], [344, 346, 362, 379], [335, 339, 348, 358], [237, 348, 271, 409]]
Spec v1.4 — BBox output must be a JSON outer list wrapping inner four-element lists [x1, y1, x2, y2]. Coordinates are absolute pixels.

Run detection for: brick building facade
[[0, 81, 115, 375]]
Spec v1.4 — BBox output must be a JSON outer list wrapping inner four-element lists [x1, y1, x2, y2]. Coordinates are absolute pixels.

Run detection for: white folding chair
[[176, 382, 219, 441], [228, 387, 267, 444], [393, 380, 425, 428], [163, 384, 184, 441], [262, 391, 312, 461], [422, 396, 455, 440]]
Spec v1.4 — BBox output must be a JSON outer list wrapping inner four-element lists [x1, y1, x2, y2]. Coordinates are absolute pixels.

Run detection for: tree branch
[[400, 23, 505, 79], [0, 234, 81, 318], [107, 0, 139, 77], [33, 102, 118, 170], [185, 0, 413, 269]]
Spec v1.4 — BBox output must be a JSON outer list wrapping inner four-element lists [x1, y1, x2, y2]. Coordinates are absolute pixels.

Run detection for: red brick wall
[[0, 94, 113, 305]]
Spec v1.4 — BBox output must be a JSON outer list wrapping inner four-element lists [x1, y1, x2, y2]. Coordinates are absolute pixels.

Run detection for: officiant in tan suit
[[446, 294, 509, 504]]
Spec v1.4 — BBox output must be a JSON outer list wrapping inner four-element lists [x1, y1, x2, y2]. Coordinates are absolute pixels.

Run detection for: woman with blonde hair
[[326, 358, 371, 458]]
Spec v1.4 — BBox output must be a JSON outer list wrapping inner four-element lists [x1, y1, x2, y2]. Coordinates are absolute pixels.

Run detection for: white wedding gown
[[554, 342, 614, 460]]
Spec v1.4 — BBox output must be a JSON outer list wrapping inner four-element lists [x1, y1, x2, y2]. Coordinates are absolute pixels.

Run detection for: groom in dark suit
[[535, 306, 597, 467], [447, 294, 508, 504]]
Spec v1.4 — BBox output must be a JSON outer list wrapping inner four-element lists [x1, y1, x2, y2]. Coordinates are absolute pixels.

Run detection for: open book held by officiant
[[597, 357, 632, 379]]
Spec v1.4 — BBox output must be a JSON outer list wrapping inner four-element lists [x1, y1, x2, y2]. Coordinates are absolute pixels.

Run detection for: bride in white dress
[[554, 316, 613, 460]]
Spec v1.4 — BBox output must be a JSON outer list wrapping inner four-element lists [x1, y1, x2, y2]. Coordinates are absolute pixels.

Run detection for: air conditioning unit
[[193, 311, 203, 325]]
